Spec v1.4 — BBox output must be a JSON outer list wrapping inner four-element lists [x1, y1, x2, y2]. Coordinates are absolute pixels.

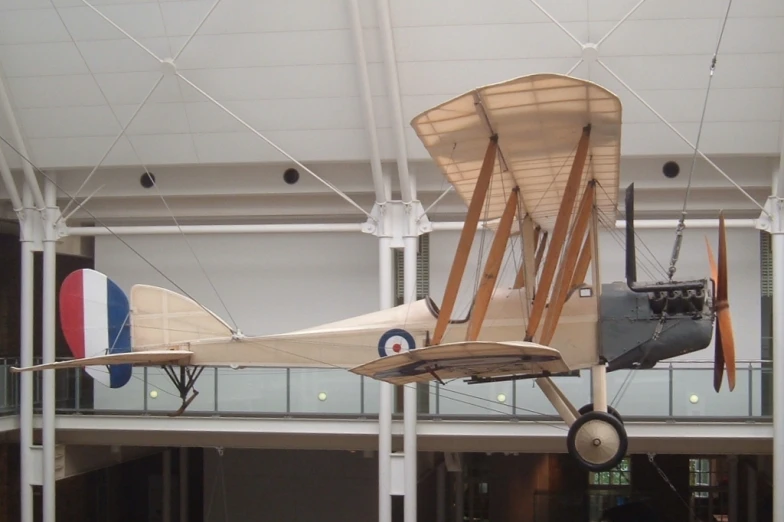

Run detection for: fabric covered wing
[[350, 340, 570, 385], [410, 73, 621, 231], [11, 350, 193, 373]]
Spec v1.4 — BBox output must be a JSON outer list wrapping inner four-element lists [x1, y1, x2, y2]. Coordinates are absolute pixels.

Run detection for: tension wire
[[667, 0, 733, 280]]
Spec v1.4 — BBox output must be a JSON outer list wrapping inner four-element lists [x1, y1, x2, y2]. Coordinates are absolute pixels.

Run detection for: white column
[[179, 448, 188, 522], [42, 174, 57, 522], [19, 184, 34, 522], [378, 235, 394, 522], [403, 233, 418, 522], [772, 198, 784, 522]]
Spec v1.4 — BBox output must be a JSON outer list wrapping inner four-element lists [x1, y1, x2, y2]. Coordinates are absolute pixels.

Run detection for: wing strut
[[466, 187, 519, 341], [525, 125, 591, 341], [513, 215, 538, 305], [539, 181, 595, 345], [570, 230, 593, 290], [534, 232, 548, 275], [431, 136, 498, 346]]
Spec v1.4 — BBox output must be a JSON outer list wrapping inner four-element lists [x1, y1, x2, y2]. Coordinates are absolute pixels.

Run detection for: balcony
[[0, 357, 772, 422]]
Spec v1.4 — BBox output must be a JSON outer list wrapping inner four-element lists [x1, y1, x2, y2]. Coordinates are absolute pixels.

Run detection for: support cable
[[666, 0, 735, 280]]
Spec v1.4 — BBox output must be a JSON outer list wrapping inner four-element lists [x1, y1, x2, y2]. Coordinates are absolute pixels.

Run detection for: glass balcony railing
[[0, 357, 773, 421]]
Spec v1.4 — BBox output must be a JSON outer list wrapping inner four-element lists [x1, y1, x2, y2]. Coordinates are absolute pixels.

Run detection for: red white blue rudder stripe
[[59, 269, 132, 388]]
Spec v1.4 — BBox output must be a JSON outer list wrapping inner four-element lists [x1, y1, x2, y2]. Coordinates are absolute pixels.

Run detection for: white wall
[[89, 223, 763, 418], [203, 449, 377, 522], [93, 231, 380, 411]]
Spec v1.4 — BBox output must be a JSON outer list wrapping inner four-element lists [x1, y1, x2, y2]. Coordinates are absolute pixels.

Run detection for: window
[[588, 457, 631, 522], [393, 234, 430, 413], [689, 457, 727, 521], [589, 457, 631, 487], [394, 233, 430, 305], [760, 231, 773, 415]]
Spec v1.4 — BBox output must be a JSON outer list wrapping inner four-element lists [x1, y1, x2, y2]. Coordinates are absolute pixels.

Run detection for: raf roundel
[[378, 329, 416, 358]]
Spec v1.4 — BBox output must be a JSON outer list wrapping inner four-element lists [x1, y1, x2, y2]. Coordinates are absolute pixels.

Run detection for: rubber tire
[[566, 410, 628, 472], [578, 403, 624, 425]]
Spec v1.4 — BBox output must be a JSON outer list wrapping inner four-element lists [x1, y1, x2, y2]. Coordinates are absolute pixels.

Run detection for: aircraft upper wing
[[410, 73, 622, 231]]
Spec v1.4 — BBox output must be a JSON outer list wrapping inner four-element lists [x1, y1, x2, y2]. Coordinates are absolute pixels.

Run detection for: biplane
[[11, 73, 736, 472]]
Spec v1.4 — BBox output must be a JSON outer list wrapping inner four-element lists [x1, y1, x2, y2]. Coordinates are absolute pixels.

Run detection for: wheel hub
[[573, 418, 621, 466]]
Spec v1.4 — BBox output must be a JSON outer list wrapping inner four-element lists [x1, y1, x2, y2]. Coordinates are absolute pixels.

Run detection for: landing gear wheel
[[578, 403, 624, 424], [567, 411, 628, 472]]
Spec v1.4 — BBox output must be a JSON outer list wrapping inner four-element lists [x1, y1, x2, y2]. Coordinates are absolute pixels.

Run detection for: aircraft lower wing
[[10, 350, 194, 373], [350, 340, 570, 385]]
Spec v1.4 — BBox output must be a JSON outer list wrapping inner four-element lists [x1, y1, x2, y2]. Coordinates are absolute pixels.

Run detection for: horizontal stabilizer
[[350, 340, 569, 385], [11, 350, 193, 373], [131, 285, 234, 348]]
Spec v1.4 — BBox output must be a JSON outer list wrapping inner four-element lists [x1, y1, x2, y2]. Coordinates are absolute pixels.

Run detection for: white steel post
[[378, 231, 394, 522], [19, 183, 34, 522], [771, 200, 784, 522], [42, 174, 58, 522], [403, 230, 418, 522]]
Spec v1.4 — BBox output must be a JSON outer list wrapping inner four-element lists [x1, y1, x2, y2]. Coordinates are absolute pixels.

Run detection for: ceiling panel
[[596, 54, 784, 90], [0, 0, 779, 172], [18, 105, 121, 138], [118, 101, 192, 135], [56, 4, 167, 41], [6, 75, 106, 108], [164, 0, 355, 35], [391, 0, 589, 25], [94, 72, 183, 104], [590, 0, 784, 20], [393, 23, 586, 62], [0, 41, 88, 76], [174, 31, 357, 70], [0, 8, 71, 44]]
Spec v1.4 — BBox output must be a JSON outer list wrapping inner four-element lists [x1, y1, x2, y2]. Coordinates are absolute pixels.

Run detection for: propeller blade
[[716, 213, 736, 391], [705, 214, 736, 392], [705, 235, 724, 391]]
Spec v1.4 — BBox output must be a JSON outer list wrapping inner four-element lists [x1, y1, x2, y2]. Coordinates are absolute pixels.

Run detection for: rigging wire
[[47, 0, 239, 330], [666, 0, 735, 281], [0, 134, 236, 333], [0, 139, 571, 428]]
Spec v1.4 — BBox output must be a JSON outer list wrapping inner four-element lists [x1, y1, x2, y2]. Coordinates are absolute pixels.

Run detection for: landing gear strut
[[162, 365, 203, 417]]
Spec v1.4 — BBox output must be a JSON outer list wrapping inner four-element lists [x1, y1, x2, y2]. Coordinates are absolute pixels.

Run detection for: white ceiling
[[0, 0, 781, 222]]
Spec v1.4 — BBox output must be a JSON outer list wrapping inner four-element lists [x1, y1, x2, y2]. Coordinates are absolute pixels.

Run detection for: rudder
[[60, 269, 132, 388]]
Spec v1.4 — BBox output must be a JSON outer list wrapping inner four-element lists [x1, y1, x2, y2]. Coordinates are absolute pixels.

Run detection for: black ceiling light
[[140, 171, 156, 188], [283, 167, 300, 185], [662, 161, 680, 179]]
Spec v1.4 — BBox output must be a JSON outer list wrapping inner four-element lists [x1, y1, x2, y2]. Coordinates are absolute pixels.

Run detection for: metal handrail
[[0, 356, 774, 421]]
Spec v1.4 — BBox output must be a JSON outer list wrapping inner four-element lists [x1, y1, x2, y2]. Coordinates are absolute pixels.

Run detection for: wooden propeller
[[705, 213, 736, 392]]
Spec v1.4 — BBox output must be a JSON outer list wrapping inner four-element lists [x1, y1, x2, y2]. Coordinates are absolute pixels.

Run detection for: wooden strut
[[466, 187, 519, 341], [525, 125, 592, 341], [534, 232, 548, 274], [539, 181, 595, 346], [431, 136, 498, 346], [570, 230, 593, 291]]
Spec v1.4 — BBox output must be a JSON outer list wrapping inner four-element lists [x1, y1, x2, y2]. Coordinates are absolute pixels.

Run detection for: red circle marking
[[393, 343, 402, 353]]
